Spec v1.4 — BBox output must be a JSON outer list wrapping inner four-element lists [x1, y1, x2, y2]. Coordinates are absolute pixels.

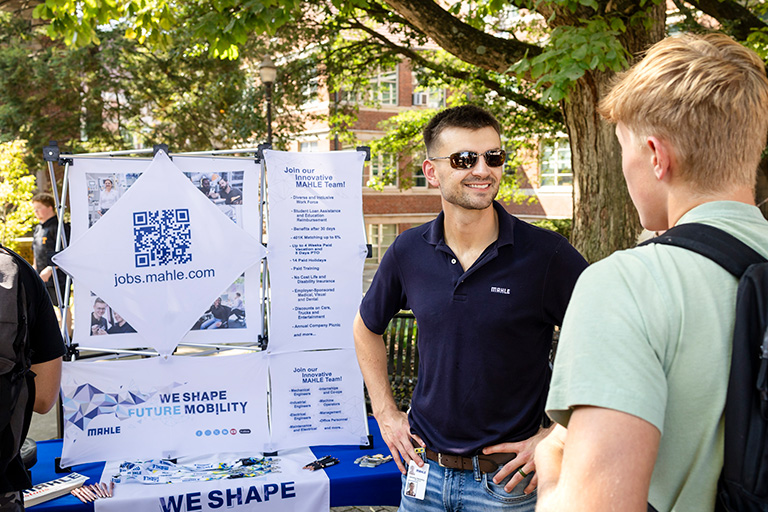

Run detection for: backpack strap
[[639, 223, 766, 277]]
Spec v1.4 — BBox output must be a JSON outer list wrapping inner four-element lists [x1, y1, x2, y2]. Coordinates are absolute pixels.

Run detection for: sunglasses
[[428, 149, 506, 169]]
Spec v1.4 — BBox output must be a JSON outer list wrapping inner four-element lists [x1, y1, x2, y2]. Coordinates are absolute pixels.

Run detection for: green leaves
[[0, 141, 36, 250], [33, 0, 305, 59], [744, 27, 768, 60], [34, 0, 176, 49], [510, 16, 631, 102]]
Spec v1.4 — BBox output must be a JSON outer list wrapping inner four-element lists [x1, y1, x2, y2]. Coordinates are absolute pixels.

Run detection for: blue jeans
[[398, 457, 536, 511], [200, 318, 221, 329]]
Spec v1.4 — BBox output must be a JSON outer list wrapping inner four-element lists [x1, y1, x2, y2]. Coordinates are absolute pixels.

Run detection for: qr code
[[133, 209, 191, 268]]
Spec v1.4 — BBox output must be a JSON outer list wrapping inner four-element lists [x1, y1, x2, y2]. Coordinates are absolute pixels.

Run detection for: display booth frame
[[40, 141, 372, 447]]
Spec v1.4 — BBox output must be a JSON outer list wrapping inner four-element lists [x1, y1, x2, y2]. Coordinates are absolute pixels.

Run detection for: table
[[29, 417, 401, 510]]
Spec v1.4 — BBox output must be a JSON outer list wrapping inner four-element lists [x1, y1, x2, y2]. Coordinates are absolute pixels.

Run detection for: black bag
[[641, 223, 768, 512], [0, 246, 33, 483]]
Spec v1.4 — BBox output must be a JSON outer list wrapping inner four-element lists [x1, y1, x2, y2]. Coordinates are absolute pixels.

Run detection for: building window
[[413, 168, 427, 188], [540, 138, 573, 187], [302, 76, 320, 105], [412, 87, 445, 109], [372, 68, 398, 105], [367, 153, 398, 187], [368, 223, 398, 262], [341, 67, 398, 106], [300, 141, 319, 152]]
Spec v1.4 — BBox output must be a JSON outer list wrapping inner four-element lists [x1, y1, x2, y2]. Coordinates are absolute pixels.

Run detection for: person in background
[[535, 33, 768, 512], [90, 298, 108, 336], [98, 178, 119, 216], [200, 297, 231, 330], [107, 311, 136, 334], [230, 292, 245, 321], [31, 193, 70, 311], [217, 178, 242, 205], [198, 176, 219, 201]]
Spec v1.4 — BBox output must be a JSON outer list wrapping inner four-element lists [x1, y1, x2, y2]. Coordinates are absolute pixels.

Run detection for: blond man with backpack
[[530, 34, 768, 511]]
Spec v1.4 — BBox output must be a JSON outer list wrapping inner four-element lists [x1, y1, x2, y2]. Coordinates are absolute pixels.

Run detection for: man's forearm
[[352, 313, 399, 417], [31, 358, 62, 414], [534, 409, 660, 512]]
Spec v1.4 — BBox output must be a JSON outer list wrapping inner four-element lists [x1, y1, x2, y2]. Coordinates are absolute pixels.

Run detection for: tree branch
[[686, 0, 767, 40], [381, 0, 541, 73]]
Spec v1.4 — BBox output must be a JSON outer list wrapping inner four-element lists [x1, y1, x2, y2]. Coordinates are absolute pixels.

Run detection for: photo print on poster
[[86, 172, 141, 227], [88, 293, 137, 336], [191, 274, 247, 331], [185, 170, 245, 226]]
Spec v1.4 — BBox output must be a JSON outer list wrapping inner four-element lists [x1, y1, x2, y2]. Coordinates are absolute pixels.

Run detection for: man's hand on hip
[[482, 424, 554, 494], [376, 408, 425, 474]]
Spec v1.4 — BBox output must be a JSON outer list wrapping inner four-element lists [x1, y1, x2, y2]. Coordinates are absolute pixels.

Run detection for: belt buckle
[[437, 453, 446, 468]]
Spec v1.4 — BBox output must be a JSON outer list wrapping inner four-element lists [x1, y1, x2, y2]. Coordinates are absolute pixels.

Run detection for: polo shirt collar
[[42, 215, 59, 229], [423, 200, 516, 248]]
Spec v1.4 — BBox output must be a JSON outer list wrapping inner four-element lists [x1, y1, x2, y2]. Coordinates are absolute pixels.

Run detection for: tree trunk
[[756, 155, 768, 218], [566, 4, 666, 262]]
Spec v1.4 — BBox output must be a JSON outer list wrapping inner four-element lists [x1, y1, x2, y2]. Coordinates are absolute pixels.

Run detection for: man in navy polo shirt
[[354, 105, 587, 511]]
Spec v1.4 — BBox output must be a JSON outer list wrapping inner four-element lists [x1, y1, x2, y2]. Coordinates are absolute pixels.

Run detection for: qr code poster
[[62, 154, 265, 354]]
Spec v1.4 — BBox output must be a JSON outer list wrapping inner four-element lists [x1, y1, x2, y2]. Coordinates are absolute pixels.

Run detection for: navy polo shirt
[[359, 201, 588, 456]]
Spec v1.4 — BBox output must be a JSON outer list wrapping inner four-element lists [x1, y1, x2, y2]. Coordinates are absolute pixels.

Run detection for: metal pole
[[61, 148, 264, 159], [259, 148, 269, 348], [266, 82, 273, 147], [260, 76, 273, 348]]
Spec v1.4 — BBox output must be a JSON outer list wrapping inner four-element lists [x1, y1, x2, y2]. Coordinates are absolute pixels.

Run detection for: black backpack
[[0, 246, 33, 484], [641, 223, 768, 512]]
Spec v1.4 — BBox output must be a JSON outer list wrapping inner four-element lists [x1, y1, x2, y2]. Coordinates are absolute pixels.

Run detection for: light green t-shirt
[[546, 201, 768, 512]]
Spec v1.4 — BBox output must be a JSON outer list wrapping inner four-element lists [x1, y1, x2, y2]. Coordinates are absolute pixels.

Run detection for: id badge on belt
[[404, 459, 429, 500]]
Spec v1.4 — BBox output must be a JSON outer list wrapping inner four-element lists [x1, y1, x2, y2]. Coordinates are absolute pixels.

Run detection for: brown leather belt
[[424, 447, 516, 474]]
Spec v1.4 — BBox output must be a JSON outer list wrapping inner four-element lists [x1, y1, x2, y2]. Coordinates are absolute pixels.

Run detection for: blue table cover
[[29, 416, 401, 510]]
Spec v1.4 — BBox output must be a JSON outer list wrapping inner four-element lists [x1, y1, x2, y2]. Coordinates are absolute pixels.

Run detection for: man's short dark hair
[[423, 105, 502, 155], [32, 193, 56, 209]]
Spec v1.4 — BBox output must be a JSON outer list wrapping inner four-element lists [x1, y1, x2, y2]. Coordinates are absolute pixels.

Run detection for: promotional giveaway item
[[70, 483, 114, 503], [96, 448, 330, 512], [268, 349, 367, 451], [354, 454, 393, 468], [22, 472, 90, 506], [302, 455, 339, 471], [59, 352, 269, 467], [265, 149, 367, 353], [54, 151, 266, 355], [113, 457, 280, 484]]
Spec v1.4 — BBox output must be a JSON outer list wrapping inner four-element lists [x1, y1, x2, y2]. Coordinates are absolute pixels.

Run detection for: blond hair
[[599, 33, 768, 192]]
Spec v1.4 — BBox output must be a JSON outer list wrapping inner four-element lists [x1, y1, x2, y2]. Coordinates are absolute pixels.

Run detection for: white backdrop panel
[[265, 150, 367, 353], [58, 153, 265, 354], [60, 352, 269, 466], [268, 349, 367, 451]]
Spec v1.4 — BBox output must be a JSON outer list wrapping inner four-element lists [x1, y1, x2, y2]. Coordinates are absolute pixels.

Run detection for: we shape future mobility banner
[[60, 352, 269, 466], [265, 150, 367, 353], [56, 152, 266, 355]]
